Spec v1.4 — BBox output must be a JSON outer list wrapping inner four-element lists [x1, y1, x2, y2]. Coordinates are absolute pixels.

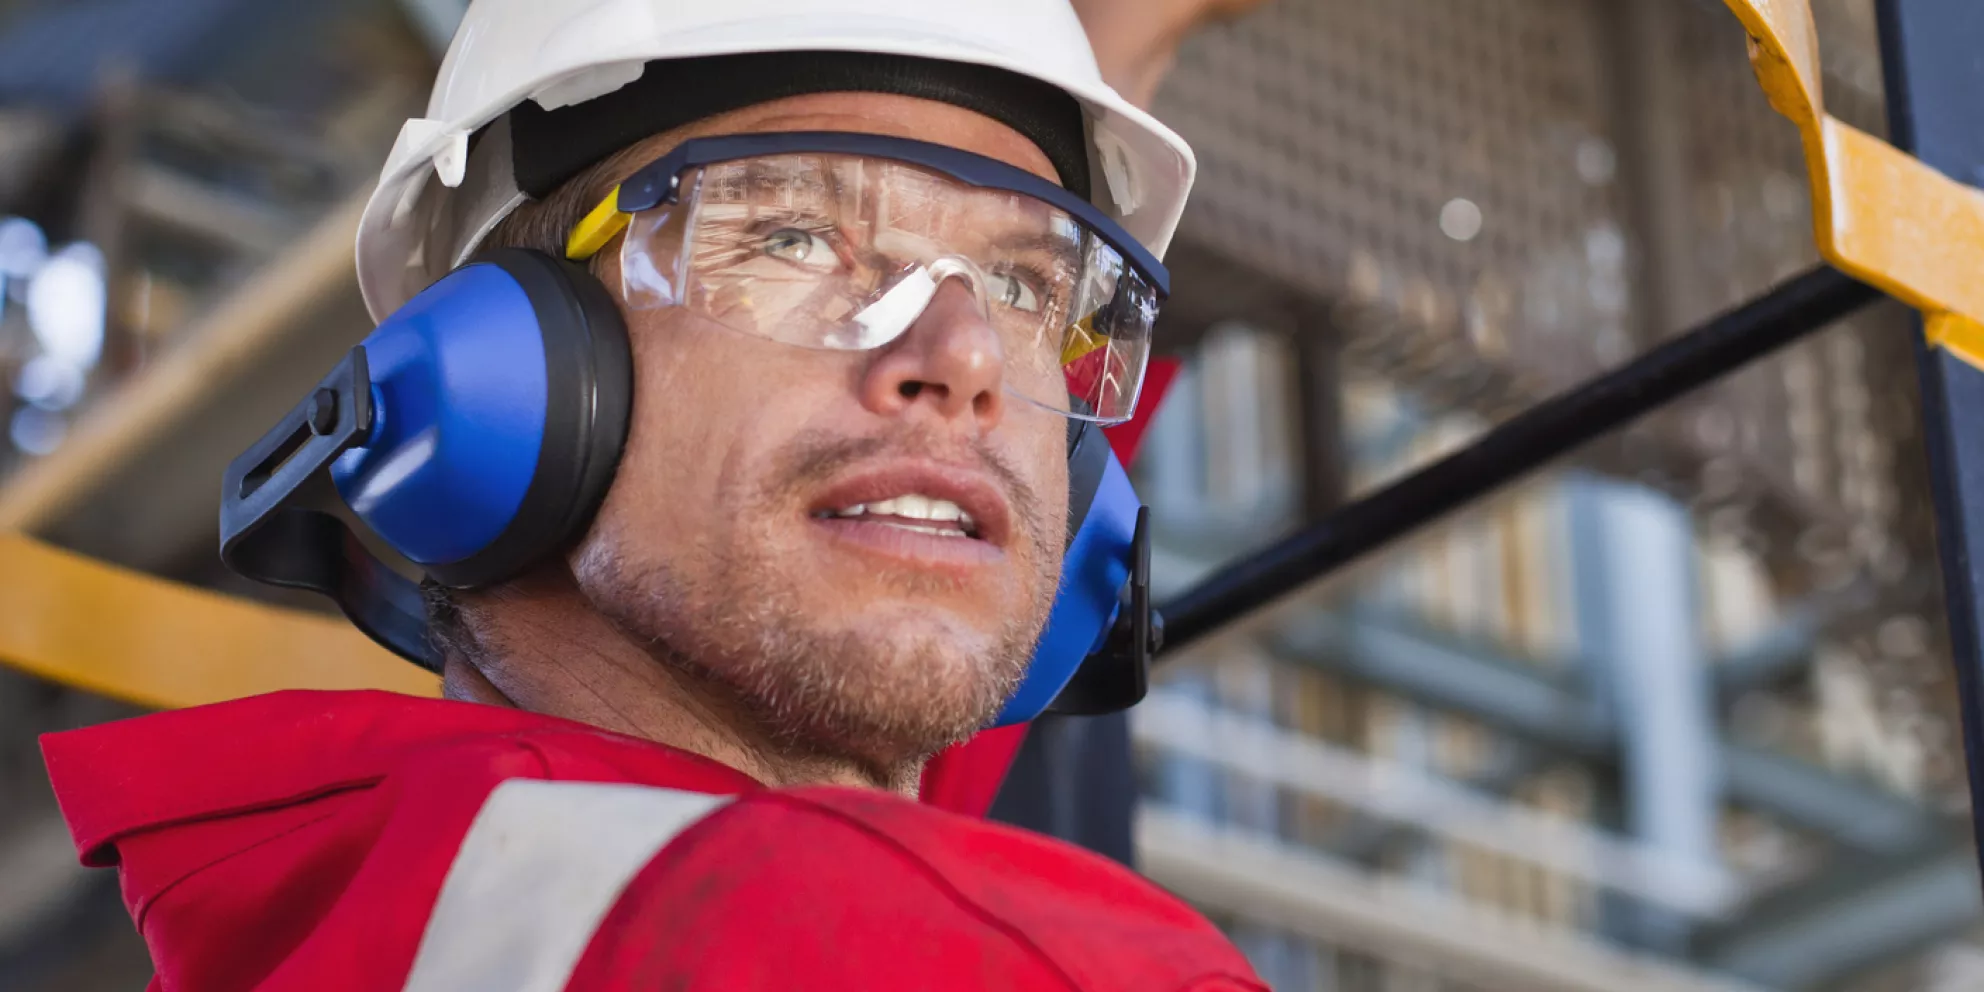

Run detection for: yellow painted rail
[[1723, 0, 1984, 369], [0, 531, 436, 710]]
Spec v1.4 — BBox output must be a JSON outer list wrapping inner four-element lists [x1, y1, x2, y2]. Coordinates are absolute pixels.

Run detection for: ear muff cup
[[331, 248, 632, 588]]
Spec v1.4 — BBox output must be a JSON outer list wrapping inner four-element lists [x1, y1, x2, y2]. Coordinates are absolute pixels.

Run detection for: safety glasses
[[564, 132, 1169, 425]]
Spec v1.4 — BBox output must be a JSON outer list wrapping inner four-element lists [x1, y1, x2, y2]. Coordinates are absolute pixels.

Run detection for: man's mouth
[[805, 464, 1014, 556], [812, 494, 983, 540]]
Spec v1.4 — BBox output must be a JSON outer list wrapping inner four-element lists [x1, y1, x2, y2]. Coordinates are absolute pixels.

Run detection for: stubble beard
[[577, 431, 1062, 779]]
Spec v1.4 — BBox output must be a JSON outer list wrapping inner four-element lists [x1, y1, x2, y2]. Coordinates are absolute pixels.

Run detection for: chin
[[645, 592, 1031, 763], [577, 534, 1042, 764], [791, 613, 1021, 746]]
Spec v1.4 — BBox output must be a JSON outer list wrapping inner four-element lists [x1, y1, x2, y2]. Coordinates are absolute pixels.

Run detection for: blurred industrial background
[[0, 0, 1978, 989]]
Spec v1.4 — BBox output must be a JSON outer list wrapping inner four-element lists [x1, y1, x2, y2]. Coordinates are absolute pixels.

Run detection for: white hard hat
[[355, 0, 1198, 323]]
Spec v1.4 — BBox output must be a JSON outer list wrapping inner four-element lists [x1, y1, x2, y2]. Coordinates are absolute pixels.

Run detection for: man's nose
[[857, 278, 1007, 427]]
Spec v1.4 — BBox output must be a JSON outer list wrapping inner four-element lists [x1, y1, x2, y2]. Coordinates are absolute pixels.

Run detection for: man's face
[[569, 94, 1072, 774]]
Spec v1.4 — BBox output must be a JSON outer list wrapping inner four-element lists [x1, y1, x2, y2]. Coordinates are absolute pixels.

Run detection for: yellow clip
[[1061, 315, 1109, 367], [1722, 0, 1984, 371], [1927, 313, 1984, 369], [566, 184, 633, 261]]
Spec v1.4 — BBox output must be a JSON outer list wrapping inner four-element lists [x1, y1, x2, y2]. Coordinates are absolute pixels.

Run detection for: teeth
[[837, 494, 972, 528], [891, 523, 968, 538]]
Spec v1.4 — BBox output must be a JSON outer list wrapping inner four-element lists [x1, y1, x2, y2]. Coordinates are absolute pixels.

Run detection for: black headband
[[508, 51, 1093, 203]]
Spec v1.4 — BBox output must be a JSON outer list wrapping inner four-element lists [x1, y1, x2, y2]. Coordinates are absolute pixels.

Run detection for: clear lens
[[616, 154, 1157, 423]]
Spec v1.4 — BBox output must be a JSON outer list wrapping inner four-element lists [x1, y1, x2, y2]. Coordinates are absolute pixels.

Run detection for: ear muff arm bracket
[[219, 346, 438, 673]]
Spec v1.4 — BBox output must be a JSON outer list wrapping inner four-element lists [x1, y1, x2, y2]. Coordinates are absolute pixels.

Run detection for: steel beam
[[1702, 845, 1980, 990], [1875, 0, 1984, 890], [1717, 743, 1946, 855], [1712, 608, 1823, 703], [1264, 609, 1945, 857], [1599, 0, 1704, 340], [1319, 739, 1544, 866], [1139, 807, 1767, 992], [1570, 480, 1720, 954], [1270, 611, 1610, 755], [1133, 689, 1741, 916]]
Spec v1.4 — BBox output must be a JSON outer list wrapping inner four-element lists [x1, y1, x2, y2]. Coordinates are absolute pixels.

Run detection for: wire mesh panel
[[1145, 0, 1977, 986], [1155, 0, 1633, 408]]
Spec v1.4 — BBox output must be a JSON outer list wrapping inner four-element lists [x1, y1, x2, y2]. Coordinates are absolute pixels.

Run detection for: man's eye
[[990, 271, 1045, 313], [761, 228, 839, 270]]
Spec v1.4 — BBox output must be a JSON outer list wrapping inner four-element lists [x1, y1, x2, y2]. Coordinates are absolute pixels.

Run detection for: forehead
[[609, 91, 1066, 190]]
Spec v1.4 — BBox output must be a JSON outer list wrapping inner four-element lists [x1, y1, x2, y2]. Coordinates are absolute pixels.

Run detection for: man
[[42, 1, 1264, 988]]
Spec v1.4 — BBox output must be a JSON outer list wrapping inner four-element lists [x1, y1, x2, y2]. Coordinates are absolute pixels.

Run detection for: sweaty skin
[[442, 93, 1072, 796]]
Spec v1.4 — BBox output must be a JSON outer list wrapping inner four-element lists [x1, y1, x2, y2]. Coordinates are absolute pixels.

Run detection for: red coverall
[[42, 690, 1265, 990]]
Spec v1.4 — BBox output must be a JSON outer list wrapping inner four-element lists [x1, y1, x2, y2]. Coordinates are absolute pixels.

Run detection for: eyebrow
[[993, 231, 1083, 270]]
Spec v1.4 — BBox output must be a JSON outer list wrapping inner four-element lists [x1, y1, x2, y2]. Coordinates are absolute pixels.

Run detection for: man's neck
[[438, 572, 922, 796]]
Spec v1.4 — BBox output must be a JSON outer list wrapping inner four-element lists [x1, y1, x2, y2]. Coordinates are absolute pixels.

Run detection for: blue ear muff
[[987, 417, 1156, 728], [330, 249, 630, 587], [222, 248, 1155, 715], [220, 248, 629, 669], [992, 448, 1142, 726]]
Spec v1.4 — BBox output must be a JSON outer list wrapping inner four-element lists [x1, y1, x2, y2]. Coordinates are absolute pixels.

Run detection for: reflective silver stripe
[[402, 780, 728, 992]]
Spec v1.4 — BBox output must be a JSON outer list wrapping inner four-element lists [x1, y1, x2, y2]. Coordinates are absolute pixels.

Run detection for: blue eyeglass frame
[[607, 131, 1172, 299]]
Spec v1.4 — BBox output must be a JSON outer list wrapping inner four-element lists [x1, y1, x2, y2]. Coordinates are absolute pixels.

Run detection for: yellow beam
[[0, 531, 436, 710], [1723, 0, 1984, 370]]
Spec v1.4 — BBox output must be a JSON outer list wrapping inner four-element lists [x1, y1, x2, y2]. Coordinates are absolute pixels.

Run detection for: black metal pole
[[1158, 265, 1883, 656]]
